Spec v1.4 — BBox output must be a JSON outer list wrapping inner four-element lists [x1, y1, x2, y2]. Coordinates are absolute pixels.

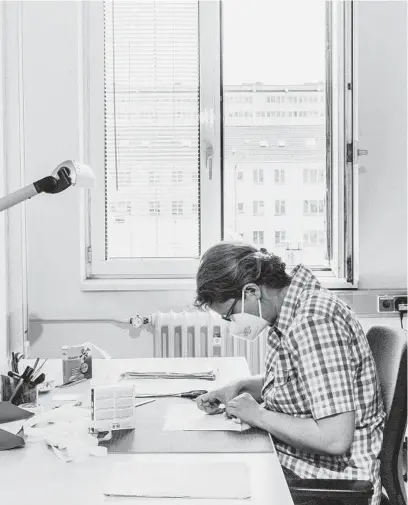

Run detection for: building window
[[274, 168, 285, 184], [149, 171, 160, 185], [172, 171, 183, 184], [253, 230, 264, 245], [303, 200, 325, 215], [149, 201, 160, 216], [172, 201, 183, 215], [253, 168, 264, 184], [303, 169, 325, 184], [237, 202, 244, 213], [303, 230, 325, 246], [253, 200, 265, 216], [275, 200, 286, 216], [275, 230, 286, 246]]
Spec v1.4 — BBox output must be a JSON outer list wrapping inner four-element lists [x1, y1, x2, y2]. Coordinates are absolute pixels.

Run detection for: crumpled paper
[[23, 404, 107, 462]]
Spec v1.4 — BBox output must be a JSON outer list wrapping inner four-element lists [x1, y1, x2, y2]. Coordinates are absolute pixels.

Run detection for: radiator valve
[[129, 315, 151, 328]]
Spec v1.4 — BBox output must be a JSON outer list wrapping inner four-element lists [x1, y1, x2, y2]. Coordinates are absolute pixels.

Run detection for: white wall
[[357, 0, 407, 289], [3, 1, 407, 357], [0, 5, 8, 372]]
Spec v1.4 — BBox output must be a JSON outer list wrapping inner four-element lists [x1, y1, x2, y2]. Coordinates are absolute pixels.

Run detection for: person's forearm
[[237, 375, 264, 402], [255, 408, 344, 456]]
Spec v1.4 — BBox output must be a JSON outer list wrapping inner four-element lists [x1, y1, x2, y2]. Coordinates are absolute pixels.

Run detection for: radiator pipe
[[29, 315, 151, 328]]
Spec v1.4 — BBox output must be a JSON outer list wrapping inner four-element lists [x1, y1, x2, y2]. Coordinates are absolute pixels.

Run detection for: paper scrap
[[164, 403, 251, 432], [0, 419, 25, 435], [104, 461, 251, 499]]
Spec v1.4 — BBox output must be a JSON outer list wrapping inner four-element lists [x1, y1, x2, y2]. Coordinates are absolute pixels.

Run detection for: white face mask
[[229, 287, 269, 342]]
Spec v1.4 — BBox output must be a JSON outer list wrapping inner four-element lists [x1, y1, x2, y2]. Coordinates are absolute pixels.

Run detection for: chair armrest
[[287, 478, 373, 501]]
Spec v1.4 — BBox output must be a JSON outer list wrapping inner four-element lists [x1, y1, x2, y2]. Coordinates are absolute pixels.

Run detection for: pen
[[32, 359, 48, 381], [134, 389, 208, 400], [9, 366, 34, 404], [56, 378, 88, 388]]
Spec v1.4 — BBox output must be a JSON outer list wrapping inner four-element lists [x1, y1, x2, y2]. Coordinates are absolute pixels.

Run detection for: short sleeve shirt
[[261, 265, 386, 505]]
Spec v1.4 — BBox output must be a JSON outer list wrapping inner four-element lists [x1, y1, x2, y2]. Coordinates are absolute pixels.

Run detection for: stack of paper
[[164, 403, 251, 432], [104, 461, 251, 499]]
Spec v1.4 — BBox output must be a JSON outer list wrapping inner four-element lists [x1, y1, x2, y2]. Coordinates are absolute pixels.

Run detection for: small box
[[62, 344, 92, 383], [91, 384, 136, 433]]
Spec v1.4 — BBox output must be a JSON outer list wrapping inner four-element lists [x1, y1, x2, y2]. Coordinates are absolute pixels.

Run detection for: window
[[86, 0, 356, 288], [172, 171, 183, 184], [303, 230, 325, 246], [237, 202, 244, 213], [303, 200, 325, 215], [274, 168, 285, 184], [253, 168, 264, 184], [253, 200, 265, 216], [172, 201, 183, 216], [149, 171, 160, 185], [149, 201, 160, 216], [275, 230, 286, 246], [275, 200, 286, 216], [253, 230, 264, 245]]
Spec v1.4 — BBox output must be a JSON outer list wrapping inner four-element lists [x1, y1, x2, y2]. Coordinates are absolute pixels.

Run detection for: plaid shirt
[[261, 265, 386, 505]]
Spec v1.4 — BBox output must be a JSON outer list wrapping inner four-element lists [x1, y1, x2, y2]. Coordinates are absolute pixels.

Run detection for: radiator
[[151, 311, 268, 375]]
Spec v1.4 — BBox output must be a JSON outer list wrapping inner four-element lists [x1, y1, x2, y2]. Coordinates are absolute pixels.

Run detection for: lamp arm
[[0, 168, 75, 213], [0, 184, 39, 212]]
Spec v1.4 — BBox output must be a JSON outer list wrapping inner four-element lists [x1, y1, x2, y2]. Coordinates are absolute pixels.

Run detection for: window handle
[[206, 146, 213, 180]]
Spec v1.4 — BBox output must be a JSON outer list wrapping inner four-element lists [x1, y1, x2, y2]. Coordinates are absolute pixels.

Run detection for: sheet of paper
[[104, 461, 251, 499], [164, 403, 251, 432], [0, 419, 25, 435]]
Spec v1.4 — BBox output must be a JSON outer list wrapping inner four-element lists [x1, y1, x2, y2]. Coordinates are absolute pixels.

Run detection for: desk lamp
[[0, 160, 95, 212]]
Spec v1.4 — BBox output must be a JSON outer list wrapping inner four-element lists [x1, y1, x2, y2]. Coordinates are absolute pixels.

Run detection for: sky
[[222, 0, 326, 85]]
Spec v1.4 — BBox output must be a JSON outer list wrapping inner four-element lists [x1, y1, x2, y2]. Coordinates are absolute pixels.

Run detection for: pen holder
[[0, 375, 38, 406]]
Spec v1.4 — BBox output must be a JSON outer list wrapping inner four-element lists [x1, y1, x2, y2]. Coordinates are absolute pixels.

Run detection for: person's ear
[[243, 283, 261, 300]]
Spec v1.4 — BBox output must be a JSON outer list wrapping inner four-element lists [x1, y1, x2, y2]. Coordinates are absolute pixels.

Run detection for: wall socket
[[378, 295, 408, 313]]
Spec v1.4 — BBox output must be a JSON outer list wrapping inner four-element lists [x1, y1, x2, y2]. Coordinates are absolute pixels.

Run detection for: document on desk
[[104, 461, 251, 499], [164, 403, 251, 432]]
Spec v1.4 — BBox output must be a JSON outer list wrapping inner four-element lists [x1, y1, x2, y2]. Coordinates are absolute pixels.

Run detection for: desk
[[0, 357, 294, 505]]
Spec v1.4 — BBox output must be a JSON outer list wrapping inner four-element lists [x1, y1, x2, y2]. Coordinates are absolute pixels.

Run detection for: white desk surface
[[0, 357, 294, 505]]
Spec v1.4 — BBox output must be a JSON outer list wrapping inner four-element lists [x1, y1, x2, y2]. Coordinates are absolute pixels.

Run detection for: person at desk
[[195, 242, 385, 505]]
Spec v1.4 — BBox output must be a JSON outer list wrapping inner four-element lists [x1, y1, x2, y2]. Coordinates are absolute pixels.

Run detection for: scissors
[[134, 389, 208, 400]]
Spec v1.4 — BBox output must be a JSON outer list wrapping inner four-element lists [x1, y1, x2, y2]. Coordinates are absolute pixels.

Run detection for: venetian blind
[[104, 0, 200, 259]]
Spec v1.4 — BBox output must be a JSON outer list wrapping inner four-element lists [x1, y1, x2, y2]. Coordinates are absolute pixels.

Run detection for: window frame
[[79, 0, 358, 291], [80, 0, 222, 282]]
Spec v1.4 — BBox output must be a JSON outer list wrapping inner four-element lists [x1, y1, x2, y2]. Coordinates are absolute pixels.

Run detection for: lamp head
[[51, 160, 96, 191]]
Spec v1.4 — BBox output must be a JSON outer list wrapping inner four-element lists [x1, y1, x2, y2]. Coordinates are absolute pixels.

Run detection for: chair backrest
[[366, 325, 407, 505]]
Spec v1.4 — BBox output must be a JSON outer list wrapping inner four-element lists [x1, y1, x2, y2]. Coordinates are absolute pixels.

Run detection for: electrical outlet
[[395, 296, 408, 312], [378, 295, 408, 313], [378, 296, 394, 313]]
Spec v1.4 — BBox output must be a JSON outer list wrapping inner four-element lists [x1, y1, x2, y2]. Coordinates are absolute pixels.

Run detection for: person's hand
[[196, 381, 242, 415], [225, 392, 263, 427]]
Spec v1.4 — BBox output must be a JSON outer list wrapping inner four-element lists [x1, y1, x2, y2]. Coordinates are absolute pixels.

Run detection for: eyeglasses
[[221, 299, 239, 322]]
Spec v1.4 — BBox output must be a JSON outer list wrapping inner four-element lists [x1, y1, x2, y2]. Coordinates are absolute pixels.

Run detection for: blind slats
[[104, 0, 200, 259]]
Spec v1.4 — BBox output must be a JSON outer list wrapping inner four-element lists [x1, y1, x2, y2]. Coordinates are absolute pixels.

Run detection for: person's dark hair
[[194, 242, 292, 309]]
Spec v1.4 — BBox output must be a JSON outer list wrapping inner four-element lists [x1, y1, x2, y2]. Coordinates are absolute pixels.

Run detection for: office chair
[[287, 325, 407, 505]]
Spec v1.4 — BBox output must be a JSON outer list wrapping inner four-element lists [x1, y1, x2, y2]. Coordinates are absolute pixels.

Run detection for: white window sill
[[81, 273, 357, 292]]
